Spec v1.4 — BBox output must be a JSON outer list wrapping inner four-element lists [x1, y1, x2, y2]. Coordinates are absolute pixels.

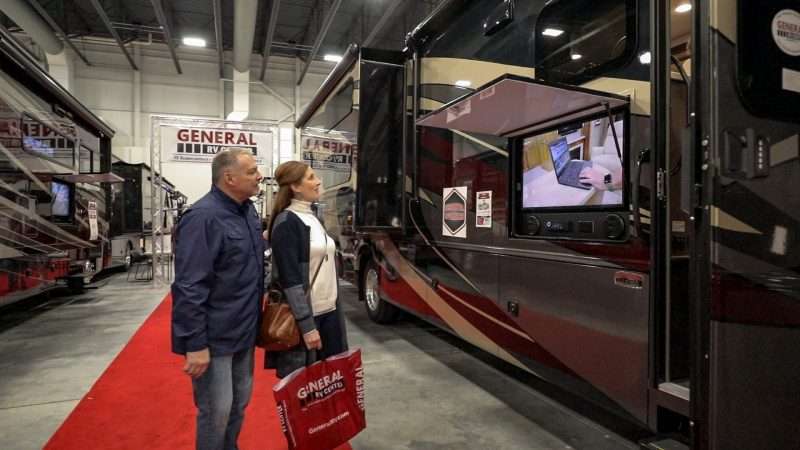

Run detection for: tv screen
[[521, 113, 625, 209], [51, 181, 71, 218]]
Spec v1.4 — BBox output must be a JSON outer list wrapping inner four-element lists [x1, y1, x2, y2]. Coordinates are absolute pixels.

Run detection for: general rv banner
[[300, 135, 355, 172], [161, 126, 271, 164]]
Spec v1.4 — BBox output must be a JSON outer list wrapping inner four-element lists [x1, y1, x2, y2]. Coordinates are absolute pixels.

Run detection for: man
[[172, 148, 264, 450]]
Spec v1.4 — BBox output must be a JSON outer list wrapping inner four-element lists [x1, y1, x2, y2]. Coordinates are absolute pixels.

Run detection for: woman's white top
[[287, 199, 337, 316]]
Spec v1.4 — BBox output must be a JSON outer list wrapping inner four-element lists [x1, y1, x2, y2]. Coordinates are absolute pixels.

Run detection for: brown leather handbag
[[258, 255, 325, 351]]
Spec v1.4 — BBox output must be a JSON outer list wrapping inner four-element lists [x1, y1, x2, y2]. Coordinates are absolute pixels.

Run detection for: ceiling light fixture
[[182, 37, 206, 47], [639, 51, 652, 65], [323, 54, 343, 63], [675, 3, 692, 13], [542, 28, 564, 37], [571, 53, 582, 60], [455, 80, 472, 87]]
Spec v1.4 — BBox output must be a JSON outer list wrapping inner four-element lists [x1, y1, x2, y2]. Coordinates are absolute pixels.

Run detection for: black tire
[[360, 258, 399, 324]]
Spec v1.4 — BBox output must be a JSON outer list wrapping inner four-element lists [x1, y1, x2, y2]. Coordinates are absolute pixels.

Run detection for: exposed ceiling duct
[[1, 0, 63, 55], [233, 0, 259, 73]]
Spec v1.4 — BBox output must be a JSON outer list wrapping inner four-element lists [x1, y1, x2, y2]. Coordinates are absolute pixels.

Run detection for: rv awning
[[416, 74, 629, 137], [58, 172, 125, 183]]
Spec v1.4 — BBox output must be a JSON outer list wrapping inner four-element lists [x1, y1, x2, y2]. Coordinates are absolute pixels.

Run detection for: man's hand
[[184, 348, 210, 379], [303, 330, 322, 350]]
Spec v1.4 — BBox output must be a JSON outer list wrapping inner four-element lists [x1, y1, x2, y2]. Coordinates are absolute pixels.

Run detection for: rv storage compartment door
[[355, 51, 405, 230]]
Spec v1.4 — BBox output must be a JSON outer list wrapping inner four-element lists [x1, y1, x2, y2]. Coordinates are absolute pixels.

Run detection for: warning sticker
[[772, 9, 800, 56]]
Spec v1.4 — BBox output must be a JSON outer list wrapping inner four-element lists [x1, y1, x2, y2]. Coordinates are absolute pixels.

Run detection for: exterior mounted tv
[[516, 108, 629, 212], [50, 179, 74, 223]]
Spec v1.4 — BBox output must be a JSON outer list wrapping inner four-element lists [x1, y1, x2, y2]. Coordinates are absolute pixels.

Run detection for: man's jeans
[[192, 346, 255, 450]]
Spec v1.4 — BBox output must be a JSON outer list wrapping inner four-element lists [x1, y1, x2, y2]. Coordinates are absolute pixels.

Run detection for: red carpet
[[44, 295, 352, 450]]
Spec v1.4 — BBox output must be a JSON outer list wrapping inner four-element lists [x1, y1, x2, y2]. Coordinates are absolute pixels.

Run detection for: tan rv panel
[[711, 0, 737, 43], [581, 78, 652, 116], [420, 58, 533, 87]]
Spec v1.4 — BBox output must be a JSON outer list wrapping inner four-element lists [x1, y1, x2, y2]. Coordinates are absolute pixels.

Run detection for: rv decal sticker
[[773, 9, 800, 56], [443, 187, 467, 238], [476, 190, 492, 228]]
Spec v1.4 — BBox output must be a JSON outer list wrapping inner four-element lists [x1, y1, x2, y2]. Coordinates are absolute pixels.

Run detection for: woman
[[265, 161, 348, 378]]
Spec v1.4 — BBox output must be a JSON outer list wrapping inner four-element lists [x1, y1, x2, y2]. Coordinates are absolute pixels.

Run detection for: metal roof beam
[[149, 0, 181, 74], [212, 0, 224, 78], [363, 0, 407, 47], [26, 0, 91, 65], [259, 0, 280, 81], [296, 0, 342, 85], [87, 0, 138, 70]]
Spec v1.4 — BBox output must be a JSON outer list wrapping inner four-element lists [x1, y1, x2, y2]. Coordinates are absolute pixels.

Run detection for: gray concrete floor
[[0, 273, 169, 450], [0, 274, 639, 450]]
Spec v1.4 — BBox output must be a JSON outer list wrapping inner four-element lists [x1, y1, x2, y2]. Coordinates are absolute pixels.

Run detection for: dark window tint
[[535, 0, 638, 84]]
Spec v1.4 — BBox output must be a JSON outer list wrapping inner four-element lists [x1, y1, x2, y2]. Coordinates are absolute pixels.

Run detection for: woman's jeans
[[192, 346, 254, 450]]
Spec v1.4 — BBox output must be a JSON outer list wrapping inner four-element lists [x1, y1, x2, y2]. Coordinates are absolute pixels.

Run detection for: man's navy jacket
[[171, 185, 264, 355]]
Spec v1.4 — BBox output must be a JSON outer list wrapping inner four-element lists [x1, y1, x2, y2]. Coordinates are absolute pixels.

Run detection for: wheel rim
[[365, 267, 380, 311], [124, 254, 131, 268]]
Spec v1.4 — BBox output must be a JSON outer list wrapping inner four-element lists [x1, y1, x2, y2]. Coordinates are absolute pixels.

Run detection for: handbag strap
[[308, 233, 327, 292]]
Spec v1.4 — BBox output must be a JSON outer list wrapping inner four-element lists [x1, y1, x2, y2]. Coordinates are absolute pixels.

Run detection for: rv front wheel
[[360, 258, 399, 324]]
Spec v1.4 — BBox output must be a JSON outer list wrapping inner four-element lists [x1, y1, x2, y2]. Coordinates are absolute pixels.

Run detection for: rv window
[[519, 109, 627, 210], [306, 80, 354, 131], [300, 132, 354, 188], [535, 0, 638, 84]]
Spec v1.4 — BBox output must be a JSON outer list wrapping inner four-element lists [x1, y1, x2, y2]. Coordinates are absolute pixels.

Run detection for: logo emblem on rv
[[443, 190, 467, 235]]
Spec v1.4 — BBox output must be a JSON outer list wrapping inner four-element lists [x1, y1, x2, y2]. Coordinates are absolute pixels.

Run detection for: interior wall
[[66, 41, 331, 203]]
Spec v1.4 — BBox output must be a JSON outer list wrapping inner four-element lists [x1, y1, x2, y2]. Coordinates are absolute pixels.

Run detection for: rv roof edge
[[405, 0, 471, 50], [295, 43, 359, 129], [0, 28, 115, 139]]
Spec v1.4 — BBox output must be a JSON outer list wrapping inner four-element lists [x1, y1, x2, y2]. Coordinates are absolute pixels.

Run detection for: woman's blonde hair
[[267, 160, 310, 238]]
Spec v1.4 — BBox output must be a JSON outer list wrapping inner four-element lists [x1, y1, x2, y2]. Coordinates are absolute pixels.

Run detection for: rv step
[[640, 437, 689, 450]]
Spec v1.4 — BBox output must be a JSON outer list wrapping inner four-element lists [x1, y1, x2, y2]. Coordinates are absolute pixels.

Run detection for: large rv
[[108, 159, 187, 266], [297, 0, 800, 448], [0, 28, 117, 306]]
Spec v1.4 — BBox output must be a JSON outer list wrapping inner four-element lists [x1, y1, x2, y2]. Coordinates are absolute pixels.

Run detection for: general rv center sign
[[162, 126, 271, 164]]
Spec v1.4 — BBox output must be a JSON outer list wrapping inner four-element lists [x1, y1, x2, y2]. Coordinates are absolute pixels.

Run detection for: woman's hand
[[579, 166, 608, 190], [303, 329, 322, 350]]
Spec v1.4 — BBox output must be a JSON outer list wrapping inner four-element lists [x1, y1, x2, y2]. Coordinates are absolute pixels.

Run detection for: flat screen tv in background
[[50, 180, 73, 222]]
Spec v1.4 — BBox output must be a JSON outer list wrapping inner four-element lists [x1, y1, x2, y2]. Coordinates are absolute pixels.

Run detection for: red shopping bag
[[273, 349, 366, 450]]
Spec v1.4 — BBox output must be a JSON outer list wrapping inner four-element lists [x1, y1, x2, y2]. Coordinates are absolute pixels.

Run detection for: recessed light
[[571, 54, 582, 60], [182, 37, 206, 47], [675, 3, 692, 13], [455, 80, 472, 87], [639, 51, 652, 65], [323, 54, 342, 63], [542, 28, 564, 37]]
